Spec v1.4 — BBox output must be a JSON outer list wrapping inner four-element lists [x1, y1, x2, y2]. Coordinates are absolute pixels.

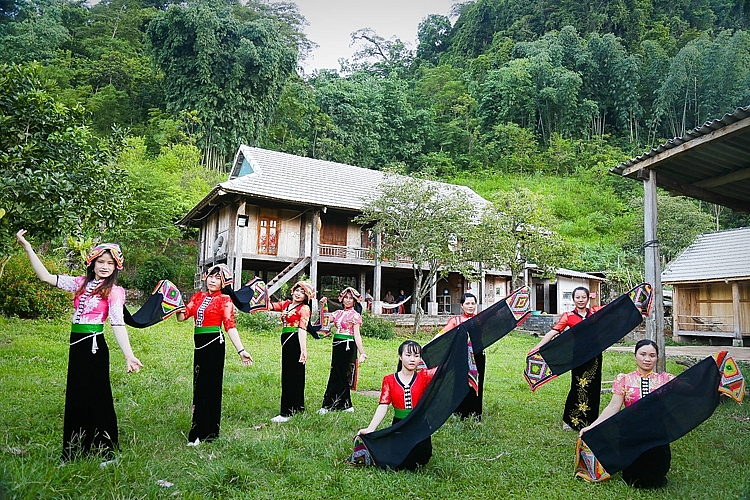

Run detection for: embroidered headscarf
[[338, 286, 362, 302], [86, 243, 124, 269], [204, 264, 234, 288], [292, 280, 315, 300]]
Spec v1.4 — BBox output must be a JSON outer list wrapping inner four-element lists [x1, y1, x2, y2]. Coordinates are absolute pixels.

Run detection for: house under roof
[[178, 145, 487, 225], [662, 227, 750, 284]]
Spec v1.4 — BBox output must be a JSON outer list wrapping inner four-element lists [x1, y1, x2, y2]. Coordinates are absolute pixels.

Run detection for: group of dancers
[[14, 230, 745, 487]]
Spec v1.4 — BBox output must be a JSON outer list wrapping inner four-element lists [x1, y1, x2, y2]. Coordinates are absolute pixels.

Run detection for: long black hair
[[396, 340, 422, 372], [76, 251, 119, 299]]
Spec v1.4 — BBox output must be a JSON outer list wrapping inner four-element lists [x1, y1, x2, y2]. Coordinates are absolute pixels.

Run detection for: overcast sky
[[293, 0, 455, 73]]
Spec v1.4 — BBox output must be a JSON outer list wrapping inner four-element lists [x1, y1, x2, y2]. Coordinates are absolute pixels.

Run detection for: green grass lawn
[[1, 316, 748, 499]]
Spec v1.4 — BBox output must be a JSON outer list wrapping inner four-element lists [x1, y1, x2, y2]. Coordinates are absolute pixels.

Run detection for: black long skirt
[[454, 350, 485, 420], [622, 444, 671, 488], [321, 340, 356, 410], [189, 334, 225, 443], [563, 353, 602, 430], [390, 416, 432, 470], [280, 331, 305, 417], [62, 333, 118, 461]]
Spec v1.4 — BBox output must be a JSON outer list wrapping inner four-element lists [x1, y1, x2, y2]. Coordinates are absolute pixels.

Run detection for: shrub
[[235, 310, 279, 334], [360, 312, 395, 340], [0, 255, 70, 319], [134, 255, 177, 295]]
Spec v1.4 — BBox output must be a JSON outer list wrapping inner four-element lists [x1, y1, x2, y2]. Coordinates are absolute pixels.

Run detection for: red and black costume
[[550, 306, 603, 430], [183, 290, 236, 442], [270, 300, 311, 417]]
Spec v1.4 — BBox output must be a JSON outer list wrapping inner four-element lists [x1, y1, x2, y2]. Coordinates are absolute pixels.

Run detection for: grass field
[[1, 316, 748, 499]]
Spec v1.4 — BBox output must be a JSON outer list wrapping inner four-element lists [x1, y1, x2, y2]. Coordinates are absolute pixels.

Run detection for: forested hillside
[[2, 0, 749, 290]]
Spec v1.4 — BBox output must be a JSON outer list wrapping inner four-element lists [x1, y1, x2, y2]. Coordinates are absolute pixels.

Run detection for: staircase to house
[[267, 256, 311, 296]]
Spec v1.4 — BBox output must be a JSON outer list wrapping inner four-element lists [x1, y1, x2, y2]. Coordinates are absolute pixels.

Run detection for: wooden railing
[[318, 244, 372, 260]]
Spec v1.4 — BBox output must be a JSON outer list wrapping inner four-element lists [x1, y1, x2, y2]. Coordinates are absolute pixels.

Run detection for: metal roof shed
[[612, 105, 750, 361]]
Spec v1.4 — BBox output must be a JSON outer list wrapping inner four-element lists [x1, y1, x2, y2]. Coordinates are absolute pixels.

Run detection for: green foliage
[[147, 2, 299, 164], [0, 62, 129, 256], [235, 310, 278, 334], [134, 255, 177, 295], [0, 254, 70, 319], [359, 311, 395, 340]]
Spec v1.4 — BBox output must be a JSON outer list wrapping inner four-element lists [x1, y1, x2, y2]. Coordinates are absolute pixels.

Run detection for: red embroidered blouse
[[379, 368, 437, 410], [184, 291, 236, 330], [551, 306, 602, 332], [270, 300, 311, 329]]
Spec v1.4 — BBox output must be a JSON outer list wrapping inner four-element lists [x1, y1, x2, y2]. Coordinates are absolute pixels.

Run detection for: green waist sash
[[281, 326, 299, 334], [333, 333, 355, 341], [70, 323, 104, 334], [194, 326, 221, 334], [394, 408, 411, 419]]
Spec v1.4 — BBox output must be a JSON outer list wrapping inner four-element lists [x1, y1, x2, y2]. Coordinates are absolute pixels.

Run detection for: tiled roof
[[661, 227, 750, 283], [178, 146, 487, 225]]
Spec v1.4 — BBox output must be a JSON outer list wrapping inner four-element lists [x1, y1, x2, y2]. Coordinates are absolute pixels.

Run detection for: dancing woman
[[579, 340, 674, 487], [356, 340, 436, 470], [16, 230, 142, 462], [176, 264, 253, 446], [437, 292, 483, 420], [534, 286, 602, 430], [319, 287, 367, 413], [269, 281, 314, 422]]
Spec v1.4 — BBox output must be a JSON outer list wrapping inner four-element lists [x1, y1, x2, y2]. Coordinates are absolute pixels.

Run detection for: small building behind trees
[[662, 227, 750, 346]]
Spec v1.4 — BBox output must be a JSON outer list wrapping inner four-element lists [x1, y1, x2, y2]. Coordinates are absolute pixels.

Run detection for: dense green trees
[[2, 0, 748, 290]]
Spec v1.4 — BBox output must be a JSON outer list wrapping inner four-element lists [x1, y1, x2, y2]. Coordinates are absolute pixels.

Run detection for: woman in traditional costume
[[16, 230, 142, 463], [357, 340, 437, 470], [579, 339, 674, 487], [534, 286, 602, 430], [176, 264, 253, 446], [437, 292, 484, 420], [268, 281, 314, 423], [318, 287, 367, 414]]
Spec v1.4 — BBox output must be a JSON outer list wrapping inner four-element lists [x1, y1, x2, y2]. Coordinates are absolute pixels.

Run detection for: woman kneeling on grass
[[176, 264, 253, 446], [355, 340, 436, 470], [16, 229, 142, 464]]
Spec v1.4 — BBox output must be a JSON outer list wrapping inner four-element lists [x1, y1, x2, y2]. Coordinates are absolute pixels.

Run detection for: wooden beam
[[694, 166, 750, 188], [656, 173, 750, 212], [643, 170, 666, 373], [622, 116, 750, 177], [732, 282, 744, 347]]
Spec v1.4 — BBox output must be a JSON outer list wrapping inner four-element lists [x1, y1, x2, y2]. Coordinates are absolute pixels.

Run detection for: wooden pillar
[[643, 169, 666, 372], [373, 231, 382, 314], [359, 270, 367, 297], [299, 211, 307, 258], [233, 201, 246, 290], [732, 281, 744, 347], [311, 210, 320, 291], [427, 274, 438, 315]]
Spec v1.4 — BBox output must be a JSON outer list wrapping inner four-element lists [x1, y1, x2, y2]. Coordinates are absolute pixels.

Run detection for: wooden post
[[373, 231, 382, 314], [311, 210, 320, 291], [732, 281, 744, 347], [643, 169, 666, 372], [233, 201, 246, 290]]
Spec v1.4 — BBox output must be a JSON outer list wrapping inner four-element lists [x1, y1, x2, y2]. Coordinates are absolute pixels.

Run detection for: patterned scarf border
[[714, 350, 746, 403], [346, 436, 373, 466], [574, 437, 611, 483]]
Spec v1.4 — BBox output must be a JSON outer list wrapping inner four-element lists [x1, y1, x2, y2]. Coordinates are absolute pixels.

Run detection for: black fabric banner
[[359, 324, 469, 469], [540, 292, 643, 375], [583, 356, 720, 474]]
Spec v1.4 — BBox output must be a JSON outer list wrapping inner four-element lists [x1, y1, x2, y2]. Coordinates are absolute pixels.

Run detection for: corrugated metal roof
[[661, 227, 750, 283], [179, 146, 487, 225], [611, 105, 750, 212]]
